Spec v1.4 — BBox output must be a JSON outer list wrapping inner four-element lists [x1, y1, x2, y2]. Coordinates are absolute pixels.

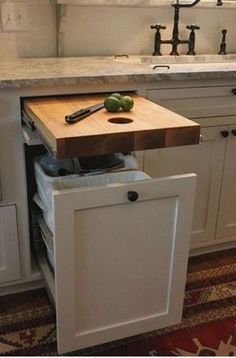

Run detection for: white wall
[[0, 1, 235, 59], [0, 0, 57, 59], [60, 5, 236, 56]]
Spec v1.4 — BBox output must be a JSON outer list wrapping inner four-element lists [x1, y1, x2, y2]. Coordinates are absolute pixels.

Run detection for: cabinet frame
[[0, 205, 21, 284], [146, 85, 236, 250]]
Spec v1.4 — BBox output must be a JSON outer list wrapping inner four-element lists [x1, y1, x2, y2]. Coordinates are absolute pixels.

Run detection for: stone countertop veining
[[1, 55, 236, 89]]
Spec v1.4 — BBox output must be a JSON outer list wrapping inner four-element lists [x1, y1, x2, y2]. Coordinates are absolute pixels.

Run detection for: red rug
[[0, 248, 236, 356]]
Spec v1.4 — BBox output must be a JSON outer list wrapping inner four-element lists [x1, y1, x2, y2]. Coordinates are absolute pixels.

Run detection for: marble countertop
[[1, 55, 236, 89]]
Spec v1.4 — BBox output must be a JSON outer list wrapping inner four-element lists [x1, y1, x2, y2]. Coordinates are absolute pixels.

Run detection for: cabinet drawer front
[[52, 173, 196, 353], [147, 86, 236, 118]]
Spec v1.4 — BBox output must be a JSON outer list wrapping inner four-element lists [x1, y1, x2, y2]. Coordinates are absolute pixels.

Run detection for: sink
[[114, 54, 236, 65], [113, 54, 236, 72], [140, 54, 236, 64]]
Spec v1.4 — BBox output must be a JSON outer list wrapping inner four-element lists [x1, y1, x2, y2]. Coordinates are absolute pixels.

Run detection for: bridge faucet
[[151, 0, 223, 56]]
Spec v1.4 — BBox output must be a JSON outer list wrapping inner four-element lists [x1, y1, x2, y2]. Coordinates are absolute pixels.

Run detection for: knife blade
[[65, 102, 104, 124]]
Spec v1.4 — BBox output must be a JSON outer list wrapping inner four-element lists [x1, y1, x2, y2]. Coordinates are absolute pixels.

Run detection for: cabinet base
[[0, 277, 44, 297], [190, 238, 236, 256]]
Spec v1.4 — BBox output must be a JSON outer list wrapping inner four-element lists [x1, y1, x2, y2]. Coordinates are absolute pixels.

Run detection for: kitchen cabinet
[[0, 86, 37, 294], [0, 205, 21, 284], [146, 85, 236, 250], [21, 92, 198, 353], [144, 126, 226, 246], [216, 125, 236, 239], [0, 82, 199, 298], [0, 54, 235, 302]]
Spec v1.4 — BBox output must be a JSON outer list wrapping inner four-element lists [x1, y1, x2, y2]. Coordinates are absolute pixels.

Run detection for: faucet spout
[[151, 0, 223, 56], [171, 0, 200, 8], [172, 0, 223, 7]]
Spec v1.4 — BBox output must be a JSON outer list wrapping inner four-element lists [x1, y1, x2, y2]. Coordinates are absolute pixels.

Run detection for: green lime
[[120, 96, 134, 111], [110, 92, 122, 100], [104, 96, 121, 112]]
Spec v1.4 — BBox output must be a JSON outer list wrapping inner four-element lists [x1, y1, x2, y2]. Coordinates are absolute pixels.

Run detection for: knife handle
[[65, 111, 91, 124], [65, 108, 90, 121]]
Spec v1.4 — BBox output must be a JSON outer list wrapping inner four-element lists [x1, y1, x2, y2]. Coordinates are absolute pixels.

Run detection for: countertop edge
[[1, 57, 236, 89]]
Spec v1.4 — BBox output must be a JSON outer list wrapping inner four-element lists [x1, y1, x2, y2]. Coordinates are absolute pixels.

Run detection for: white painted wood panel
[[0, 205, 21, 283], [53, 173, 196, 354], [143, 127, 226, 245], [147, 86, 236, 118], [216, 125, 236, 239]]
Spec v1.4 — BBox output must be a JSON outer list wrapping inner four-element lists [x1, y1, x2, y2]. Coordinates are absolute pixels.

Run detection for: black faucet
[[218, 29, 227, 55], [150, 24, 167, 56], [186, 25, 200, 55], [151, 0, 223, 56]]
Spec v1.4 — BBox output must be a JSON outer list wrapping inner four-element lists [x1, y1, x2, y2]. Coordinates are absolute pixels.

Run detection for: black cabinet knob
[[232, 129, 236, 136], [221, 130, 229, 138], [127, 191, 139, 202], [232, 88, 236, 95]]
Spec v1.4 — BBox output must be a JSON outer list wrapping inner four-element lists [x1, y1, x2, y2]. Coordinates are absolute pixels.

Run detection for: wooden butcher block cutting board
[[23, 94, 200, 159]]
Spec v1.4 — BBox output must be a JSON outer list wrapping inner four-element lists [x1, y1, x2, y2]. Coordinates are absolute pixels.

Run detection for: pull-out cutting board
[[23, 94, 200, 159]]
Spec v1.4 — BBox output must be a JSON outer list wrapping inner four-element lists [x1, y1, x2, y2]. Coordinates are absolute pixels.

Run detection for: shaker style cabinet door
[[0, 205, 21, 284], [216, 124, 236, 239], [52, 173, 196, 354], [143, 127, 227, 247]]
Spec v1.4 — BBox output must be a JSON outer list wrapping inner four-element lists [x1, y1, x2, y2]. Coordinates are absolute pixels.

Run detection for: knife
[[65, 102, 104, 124]]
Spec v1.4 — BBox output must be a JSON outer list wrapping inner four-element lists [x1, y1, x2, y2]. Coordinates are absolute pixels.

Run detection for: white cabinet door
[[143, 127, 226, 246], [216, 125, 236, 239], [0, 205, 21, 283], [52, 173, 196, 354]]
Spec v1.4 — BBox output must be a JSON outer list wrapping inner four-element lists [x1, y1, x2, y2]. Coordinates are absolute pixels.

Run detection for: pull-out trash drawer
[[33, 157, 197, 354], [25, 93, 199, 354]]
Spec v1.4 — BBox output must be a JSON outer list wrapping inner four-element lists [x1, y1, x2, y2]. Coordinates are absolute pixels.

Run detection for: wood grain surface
[[23, 94, 200, 158]]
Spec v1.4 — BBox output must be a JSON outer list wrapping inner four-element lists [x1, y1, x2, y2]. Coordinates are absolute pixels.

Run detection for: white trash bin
[[34, 162, 150, 269], [34, 155, 149, 268]]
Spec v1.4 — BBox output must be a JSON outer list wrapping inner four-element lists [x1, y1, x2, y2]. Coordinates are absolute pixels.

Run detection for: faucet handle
[[186, 24, 200, 55], [150, 24, 166, 31], [216, 0, 223, 6], [218, 29, 227, 55], [151, 24, 166, 56], [186, 24, 200, 31]]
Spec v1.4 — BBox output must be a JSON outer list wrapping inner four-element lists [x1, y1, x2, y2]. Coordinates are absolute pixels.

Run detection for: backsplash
[[0, 0, 235, 59], [59, 6, 236, 56], [0, 0, 57, 59]]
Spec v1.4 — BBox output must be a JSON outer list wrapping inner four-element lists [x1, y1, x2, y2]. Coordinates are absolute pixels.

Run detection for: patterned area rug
[[0, 248, 236, 356]]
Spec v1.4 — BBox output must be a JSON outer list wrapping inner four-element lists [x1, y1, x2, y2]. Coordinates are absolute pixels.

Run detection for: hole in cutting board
[[108, 117, 133, 124]]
